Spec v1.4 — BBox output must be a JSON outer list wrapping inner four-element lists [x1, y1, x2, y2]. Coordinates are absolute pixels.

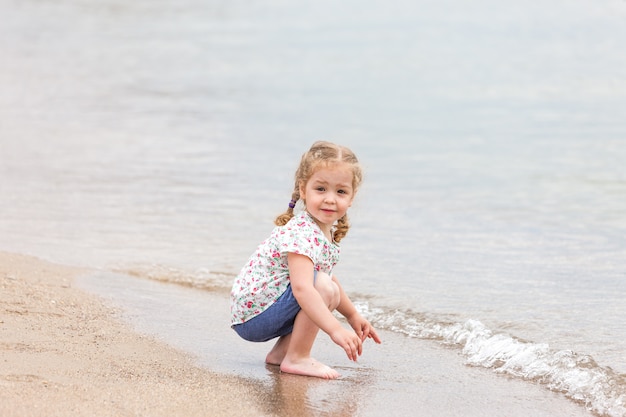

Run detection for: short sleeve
[[274, 221, 320, 262]]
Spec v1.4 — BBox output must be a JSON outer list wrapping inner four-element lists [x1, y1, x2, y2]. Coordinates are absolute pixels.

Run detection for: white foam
[[356, 302, 626, 417]]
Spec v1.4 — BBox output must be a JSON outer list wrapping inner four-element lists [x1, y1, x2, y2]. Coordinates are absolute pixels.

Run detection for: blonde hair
[[274, 141, 362, 243]]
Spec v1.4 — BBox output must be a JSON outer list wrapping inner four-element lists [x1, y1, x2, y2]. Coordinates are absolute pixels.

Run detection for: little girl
[[230, 140, 381, 379]]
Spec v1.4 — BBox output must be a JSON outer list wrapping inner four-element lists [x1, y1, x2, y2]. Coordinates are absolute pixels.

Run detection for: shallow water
[[77, 270, 593, 417], [2, 0, 625, 415]]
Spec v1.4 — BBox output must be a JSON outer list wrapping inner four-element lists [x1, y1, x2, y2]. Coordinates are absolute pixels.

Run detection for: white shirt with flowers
[[230, 210, 340, 325]]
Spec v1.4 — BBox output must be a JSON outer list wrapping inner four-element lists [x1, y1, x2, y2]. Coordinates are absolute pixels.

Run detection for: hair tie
[[288, 199, 297, 209]]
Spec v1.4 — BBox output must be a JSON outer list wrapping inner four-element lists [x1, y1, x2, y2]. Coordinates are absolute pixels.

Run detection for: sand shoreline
[[0, 251, 264, 417], [1, 251, 595, 417]]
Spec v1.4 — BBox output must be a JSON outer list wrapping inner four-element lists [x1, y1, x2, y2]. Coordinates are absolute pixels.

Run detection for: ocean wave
[[355, 302, 626, 417], [112, 264, 233, 292]]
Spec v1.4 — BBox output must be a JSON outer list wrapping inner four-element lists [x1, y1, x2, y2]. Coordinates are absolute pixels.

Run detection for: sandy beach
[[0, 251, 265, 417], [1, 251, 596, 417]]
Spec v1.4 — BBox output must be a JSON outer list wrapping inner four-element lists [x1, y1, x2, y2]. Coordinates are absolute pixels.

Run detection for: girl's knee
[[315, 272, 340, 309]]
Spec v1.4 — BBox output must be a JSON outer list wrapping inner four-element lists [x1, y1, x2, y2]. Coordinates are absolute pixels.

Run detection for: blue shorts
[[232, 272, 316, 342]]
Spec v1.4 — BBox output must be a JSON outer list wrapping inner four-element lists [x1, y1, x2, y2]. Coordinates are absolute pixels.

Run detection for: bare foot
[[265, 335, 290, 366], [265, 350, 283, 366], [280, 357, 340, 379]]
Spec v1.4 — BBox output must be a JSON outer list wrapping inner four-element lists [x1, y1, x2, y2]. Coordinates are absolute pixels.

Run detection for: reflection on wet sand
[[251, 364, 377, 417]]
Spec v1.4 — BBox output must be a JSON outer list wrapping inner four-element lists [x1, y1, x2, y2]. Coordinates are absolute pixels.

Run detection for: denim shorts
[[232, 271, 316, 342]]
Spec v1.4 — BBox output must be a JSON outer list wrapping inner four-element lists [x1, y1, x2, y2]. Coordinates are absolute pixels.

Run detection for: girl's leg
[[278, 272, 341, 379], [265, 334, 291, 365]]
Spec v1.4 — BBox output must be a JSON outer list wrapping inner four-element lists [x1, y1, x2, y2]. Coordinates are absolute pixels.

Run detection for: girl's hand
[[330, 327, 363, 362], [348, 314, 382, 344]]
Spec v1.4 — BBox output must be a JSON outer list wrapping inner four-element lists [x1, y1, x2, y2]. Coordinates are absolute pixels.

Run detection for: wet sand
[[1, 251, 594, 417]]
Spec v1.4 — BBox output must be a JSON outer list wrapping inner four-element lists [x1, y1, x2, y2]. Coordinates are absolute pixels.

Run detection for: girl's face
[[299, 163, 355, 239]]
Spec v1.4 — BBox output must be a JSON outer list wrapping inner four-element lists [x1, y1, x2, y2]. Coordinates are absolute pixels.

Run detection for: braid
[[274, 188, 300, 226], [333, 214, 350, 243]]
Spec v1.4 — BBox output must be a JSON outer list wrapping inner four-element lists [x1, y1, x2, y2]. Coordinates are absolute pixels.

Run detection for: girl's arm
[[288, 253, 363, 361], [333, 275, 382, 344]]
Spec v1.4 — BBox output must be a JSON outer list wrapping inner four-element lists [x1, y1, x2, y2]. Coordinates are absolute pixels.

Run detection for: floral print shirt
[[230, 210, 340, 325]]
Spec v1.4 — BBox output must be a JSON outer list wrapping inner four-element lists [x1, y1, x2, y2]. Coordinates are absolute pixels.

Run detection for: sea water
[[1, 0, 625, 415]]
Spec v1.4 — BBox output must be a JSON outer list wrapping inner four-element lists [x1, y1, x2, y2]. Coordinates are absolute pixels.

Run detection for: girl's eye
[[316, 187, 325, 192]]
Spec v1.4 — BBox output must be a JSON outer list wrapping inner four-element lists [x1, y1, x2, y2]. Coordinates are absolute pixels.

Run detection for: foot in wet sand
[[280, 357, 340, 379], [265, 351, 283, 366], [265, 335, 290, 366]]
